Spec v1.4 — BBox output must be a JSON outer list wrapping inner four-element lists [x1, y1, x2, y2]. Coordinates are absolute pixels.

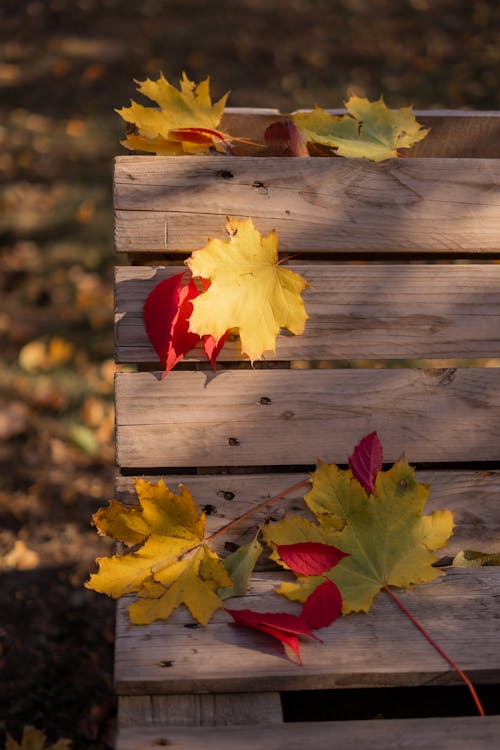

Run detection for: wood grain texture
[[114, 568, 500, 695], [115, 264, 500, 363], [116, 715, 500, 750], [114, 470, 500, 559], [118, 692, 282, 728], [115, 368, 500, 468], [114, 157, 500, 255]]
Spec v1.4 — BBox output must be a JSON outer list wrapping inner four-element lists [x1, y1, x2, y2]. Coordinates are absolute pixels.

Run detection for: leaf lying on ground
[[143, 270, 227, 375], [117, 72, 230, 154], [186, 218, 309, 363], [263, 438, 454, 613], [452, 550, 500, 567], [86, 479, 231, 625], [292, 96, 429, 161], [6, 725, 71, 750]]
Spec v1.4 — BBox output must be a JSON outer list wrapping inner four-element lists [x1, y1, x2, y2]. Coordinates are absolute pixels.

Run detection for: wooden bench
[[112, 110, 500, 748]]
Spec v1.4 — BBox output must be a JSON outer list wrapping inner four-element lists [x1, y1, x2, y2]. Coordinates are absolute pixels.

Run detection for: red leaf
[[143, 272, 188, 365], [300, 579, 343, 630], [143, 273, 229, 376], [225, 608, 321, 665], [203, 331, 229, 371], [169, 127, 234, 154], [277, 542, 348, 575], [348, 431, 383, 494], [264, 121, 309, 157]]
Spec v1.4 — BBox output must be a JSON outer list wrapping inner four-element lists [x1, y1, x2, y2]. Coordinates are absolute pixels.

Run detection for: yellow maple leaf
[[86, 479, 231, 625], [117, 72, 229, 154], [292, 96, 429, 161], [6, 726, 71, 750], [263, 458, 453, 613], [186, 218, 309, 363]]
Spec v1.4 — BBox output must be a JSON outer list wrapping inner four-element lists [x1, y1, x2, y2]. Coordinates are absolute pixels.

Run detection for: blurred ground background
[[1, 0, 499, 747]]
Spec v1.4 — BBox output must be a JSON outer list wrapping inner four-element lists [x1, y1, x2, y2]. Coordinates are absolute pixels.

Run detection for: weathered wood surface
[[115, 368, 500, 468], [114, 568, 500, 695], [114, 157, 500, 255], [221, 109, 500, 158], [115, 263, 500, 363], [118, 693, 283, 728], [116, 715, 500, 750], [114, 470, 500, 559]]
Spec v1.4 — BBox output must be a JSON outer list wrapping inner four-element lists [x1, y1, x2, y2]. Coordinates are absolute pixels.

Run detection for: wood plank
[[221, 109, 500, 158], [114, 470, 500, 560], [114, 157, 500, 255], [116, 715, 500, 750], [115, 368, 500, 468], [118, 692, 282, 728], [115, 264, 500, 363], [114, 568, 500, 694]]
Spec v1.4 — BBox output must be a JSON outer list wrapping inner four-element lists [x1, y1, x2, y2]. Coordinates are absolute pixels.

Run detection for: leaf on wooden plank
[[186, 218, 310, 363], [264, 120, 309, 156], [218, 538, 263, 600], [143, 271, 228, 374], [292, 96, 429, 161], [300, 578, 343, 630], [225, 608, 321, 665], [92, 499, 150, 547], [452, 550, 500, 567], [117, 72, 230, 154], [5, 726, 71, 750], [86, 479, 231, 625], [348, 431, 383, 495], [263, 436, 454, 613], [277, 541, 348, 575]]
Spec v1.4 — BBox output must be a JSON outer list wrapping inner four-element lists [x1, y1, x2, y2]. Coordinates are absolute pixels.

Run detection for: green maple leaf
[[263, 457, 454, 613], [292, 96, 429, 161]]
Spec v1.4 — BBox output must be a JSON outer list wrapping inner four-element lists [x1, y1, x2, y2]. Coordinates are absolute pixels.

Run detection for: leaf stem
[[383, 585, 486, 717], [206, 477, 310, 544]]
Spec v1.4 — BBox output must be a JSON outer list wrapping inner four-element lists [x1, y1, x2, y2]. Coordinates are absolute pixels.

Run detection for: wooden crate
[[113, 110, 500, 749]]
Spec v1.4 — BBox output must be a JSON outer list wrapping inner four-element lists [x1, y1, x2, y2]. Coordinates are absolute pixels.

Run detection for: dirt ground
[[1, 1, 499, 747]]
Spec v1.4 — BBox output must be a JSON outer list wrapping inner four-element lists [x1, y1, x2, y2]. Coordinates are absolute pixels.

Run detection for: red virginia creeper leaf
[[300, 578, 343, 630], [169, 127, 234, 154], [225, 608, 321, 665], [277, 542, 348, 575], [143, 272, 188, 369], [143, 272, 229, 376], [348, 431, 383, 494], [203, 331, 229, 370], [264, 121, 309, 157]]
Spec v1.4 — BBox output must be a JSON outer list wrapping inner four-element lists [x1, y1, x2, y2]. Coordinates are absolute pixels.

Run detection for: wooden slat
[[118, 692, 283, 728], [114, 157, 500, 255], [115, 264, 500, 363], [115, 368, 500, 468], [116, 715, 500, 750], [221, 109, 500, 159], [114, 470, 500, 559], [115, 568, 500, 694]]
